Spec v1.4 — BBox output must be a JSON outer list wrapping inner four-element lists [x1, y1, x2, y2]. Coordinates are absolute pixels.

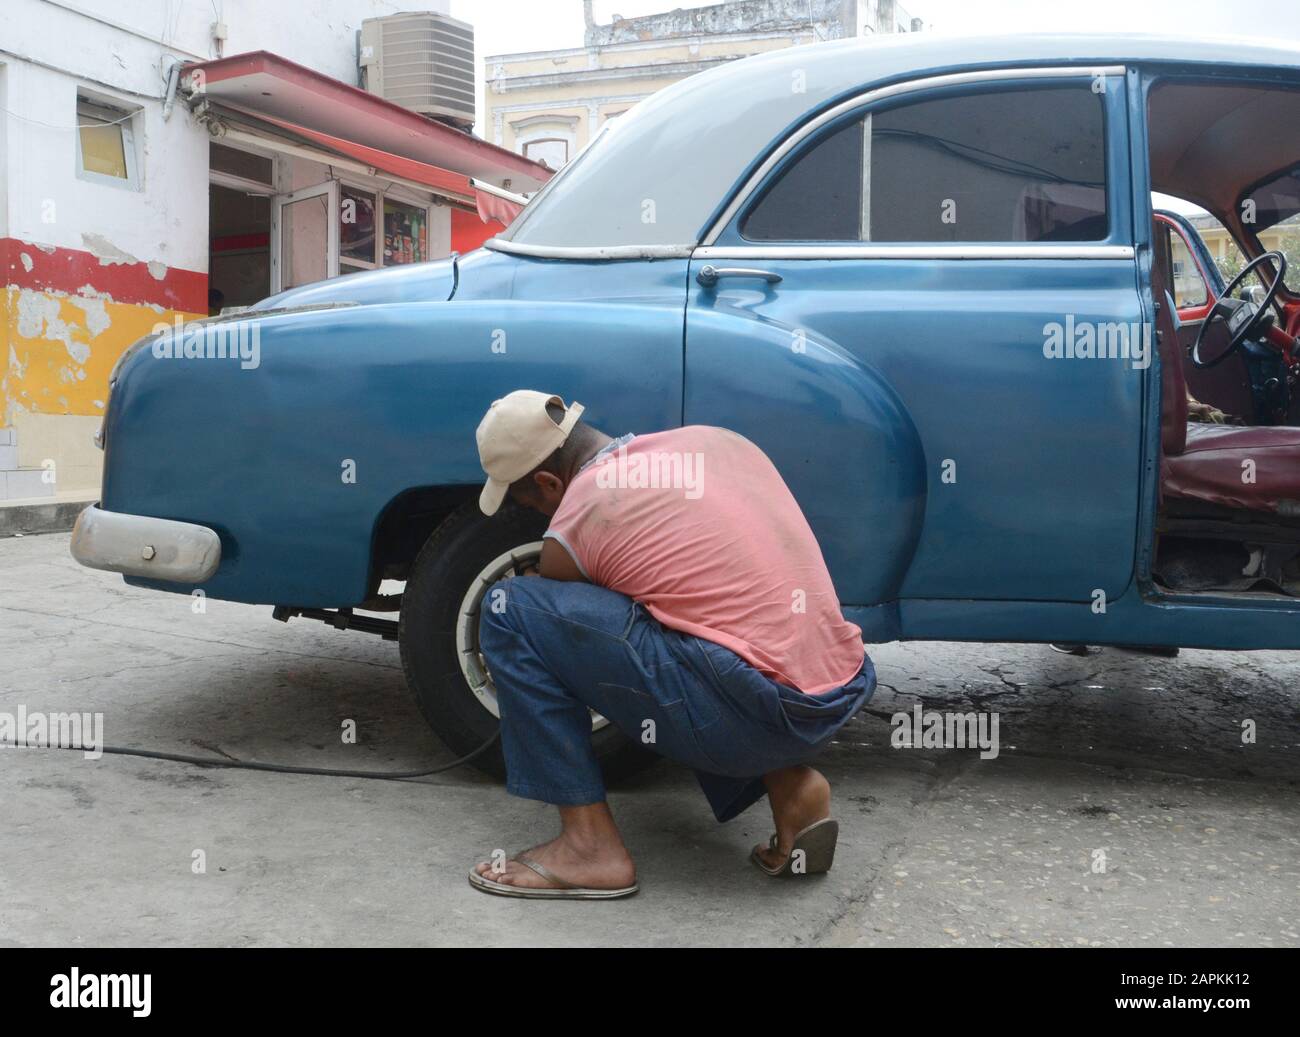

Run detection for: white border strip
[[694, 244, 1135, 260], [701, 64, 1127, 247], [470, 178, 532, 207]]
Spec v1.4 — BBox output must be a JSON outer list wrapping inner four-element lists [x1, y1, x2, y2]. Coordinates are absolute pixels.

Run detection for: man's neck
[[565, 430, 614, 481]]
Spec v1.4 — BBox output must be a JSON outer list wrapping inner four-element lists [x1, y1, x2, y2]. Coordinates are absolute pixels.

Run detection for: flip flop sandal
[[750, 818, 839, 877], [467, 852, 639, 900]]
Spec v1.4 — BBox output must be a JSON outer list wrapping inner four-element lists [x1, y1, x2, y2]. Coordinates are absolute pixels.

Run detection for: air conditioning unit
[[359, 12, 475, 129]]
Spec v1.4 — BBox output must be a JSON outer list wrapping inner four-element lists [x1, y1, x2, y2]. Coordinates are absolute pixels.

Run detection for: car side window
[[741, 84, 1109, 243], [742, 118, 865, 241], [1168, 228, 1208, 309]]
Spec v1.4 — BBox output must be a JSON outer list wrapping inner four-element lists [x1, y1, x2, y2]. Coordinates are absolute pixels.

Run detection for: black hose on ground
[[0, 732, 500, 783]]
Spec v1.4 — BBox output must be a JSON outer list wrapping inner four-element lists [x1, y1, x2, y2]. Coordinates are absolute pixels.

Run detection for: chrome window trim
[[701, 64, 1128, 248], [859, 112, 873, 242], [482, 241, 1135, 265], [693, 244, 1136, 261], [484, 238, 695, 260]]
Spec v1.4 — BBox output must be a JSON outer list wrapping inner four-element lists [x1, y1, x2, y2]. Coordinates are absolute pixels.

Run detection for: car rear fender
[[102, 298, 684, 605]]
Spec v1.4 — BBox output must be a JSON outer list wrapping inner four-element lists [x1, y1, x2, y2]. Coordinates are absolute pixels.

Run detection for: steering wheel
[[1191, 250, 1287, 368]]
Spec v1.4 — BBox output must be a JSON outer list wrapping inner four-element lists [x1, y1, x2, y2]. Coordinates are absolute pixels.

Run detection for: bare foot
[[753, 765, 831, 871], [474, 803, 636, 891]]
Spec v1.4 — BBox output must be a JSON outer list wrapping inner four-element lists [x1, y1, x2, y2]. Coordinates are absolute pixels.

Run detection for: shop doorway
[[208, 143, 274, 313]]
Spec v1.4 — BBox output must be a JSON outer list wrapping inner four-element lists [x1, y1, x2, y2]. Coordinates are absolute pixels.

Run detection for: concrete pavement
[[1, 532, 1297, 946]]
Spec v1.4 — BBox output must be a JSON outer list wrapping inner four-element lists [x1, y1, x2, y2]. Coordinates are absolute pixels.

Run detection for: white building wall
[[0, 0, 447, 500], [1, 0, 425, 271]]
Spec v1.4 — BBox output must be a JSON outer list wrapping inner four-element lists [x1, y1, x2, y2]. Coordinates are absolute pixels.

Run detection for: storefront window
[[383, 198, 428, 266], [276, 178, 435, 291], [340, 186, 378, 266]]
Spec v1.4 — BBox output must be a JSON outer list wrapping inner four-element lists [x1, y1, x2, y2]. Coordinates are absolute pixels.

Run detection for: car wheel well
[[367, 485, 479, 594]]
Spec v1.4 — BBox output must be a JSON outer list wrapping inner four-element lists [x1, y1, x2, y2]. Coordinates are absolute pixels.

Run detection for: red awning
[[229, 106, 478, 203], [185, 51, 552, 193], [476, 188, 524, 225], [222, 106, 522, 227]]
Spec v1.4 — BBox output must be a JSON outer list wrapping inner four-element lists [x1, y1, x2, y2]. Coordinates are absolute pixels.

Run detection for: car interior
[[1146, 79, 1300, 598]]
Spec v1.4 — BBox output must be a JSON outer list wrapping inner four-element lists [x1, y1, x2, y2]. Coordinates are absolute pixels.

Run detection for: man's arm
[[537, 536, 587, 582]]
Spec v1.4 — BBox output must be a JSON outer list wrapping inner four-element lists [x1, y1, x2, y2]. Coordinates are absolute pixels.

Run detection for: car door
[[684, 68, 1144, 606]]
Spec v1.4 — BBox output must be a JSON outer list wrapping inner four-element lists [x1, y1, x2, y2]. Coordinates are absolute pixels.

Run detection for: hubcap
[[455, 542, 609, 731]]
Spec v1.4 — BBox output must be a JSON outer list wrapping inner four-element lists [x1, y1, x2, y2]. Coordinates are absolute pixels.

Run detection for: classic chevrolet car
[[72, 34, 1300, 779]]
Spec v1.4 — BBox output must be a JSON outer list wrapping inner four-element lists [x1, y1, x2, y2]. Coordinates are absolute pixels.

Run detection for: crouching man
[[469, 390, 875, 899]]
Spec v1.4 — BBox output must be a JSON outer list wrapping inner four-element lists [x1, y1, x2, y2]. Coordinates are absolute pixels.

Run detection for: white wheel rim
[[454, 541, 609, 732]]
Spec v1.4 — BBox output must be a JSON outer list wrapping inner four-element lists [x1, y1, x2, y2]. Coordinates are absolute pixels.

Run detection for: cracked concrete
[[1, 532, 1298, 947]]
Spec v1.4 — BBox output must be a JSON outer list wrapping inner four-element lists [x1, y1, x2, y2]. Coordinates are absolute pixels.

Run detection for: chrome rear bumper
[[70, 505, 221, 583]]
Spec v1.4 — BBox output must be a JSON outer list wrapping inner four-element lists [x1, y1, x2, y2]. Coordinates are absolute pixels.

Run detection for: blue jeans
[[478, 576, 875, 823]]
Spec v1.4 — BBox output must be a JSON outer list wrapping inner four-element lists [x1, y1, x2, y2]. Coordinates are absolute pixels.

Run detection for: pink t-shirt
[[545, 426, 864, 695]]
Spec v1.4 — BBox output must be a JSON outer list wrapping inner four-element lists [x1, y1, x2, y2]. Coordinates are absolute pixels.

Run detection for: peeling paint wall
[[1, 263, 203, 491], [1, 233, 207, 488], [4, 286, 199, 417], [1, 0, 405, 499], [1, 2, 212, 496]]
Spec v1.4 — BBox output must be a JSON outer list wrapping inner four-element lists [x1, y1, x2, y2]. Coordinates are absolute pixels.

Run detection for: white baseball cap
[[476, 390, 586, 515]]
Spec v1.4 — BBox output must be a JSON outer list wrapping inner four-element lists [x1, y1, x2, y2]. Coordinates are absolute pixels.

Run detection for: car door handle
[[696, 265, 783, 287]]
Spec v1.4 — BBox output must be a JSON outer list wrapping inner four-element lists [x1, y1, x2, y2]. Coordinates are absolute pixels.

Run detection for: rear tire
[[397, 502, 658, 782]]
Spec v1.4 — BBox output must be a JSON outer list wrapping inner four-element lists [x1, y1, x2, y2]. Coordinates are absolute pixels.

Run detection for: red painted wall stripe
[[1, 238, 207, 313]]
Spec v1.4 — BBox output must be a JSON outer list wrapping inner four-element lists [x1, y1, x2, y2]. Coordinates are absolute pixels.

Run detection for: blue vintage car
[[72, 33, 1300, 777]]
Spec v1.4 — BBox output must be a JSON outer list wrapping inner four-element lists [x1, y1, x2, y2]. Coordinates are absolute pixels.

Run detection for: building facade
[[1, 0, 539, 508], [1189, 212, 1300, 280], [485, 0, 926, 170]]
